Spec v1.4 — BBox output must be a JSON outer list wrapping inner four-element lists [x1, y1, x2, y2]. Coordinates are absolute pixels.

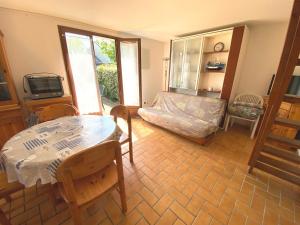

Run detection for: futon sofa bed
[[138, 92, 226, 144]]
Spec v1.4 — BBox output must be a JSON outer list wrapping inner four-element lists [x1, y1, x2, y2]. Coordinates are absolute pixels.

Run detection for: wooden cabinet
[[0, 105, 25, 148], [0, 31, 25, 148], [22, 96, 73, 125], [23, 96, 73, 113]]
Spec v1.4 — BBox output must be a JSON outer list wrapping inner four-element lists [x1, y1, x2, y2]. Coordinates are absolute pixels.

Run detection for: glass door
[[182, 37, 203, 90], [118, 39, 142, 112], [92, 36, 119, 115], [0, 68, 12, 102], [169, 40, 185, 88], [64, 32, 102, 114], [0, 38, 18, 106], [59, 26, 142, 115]]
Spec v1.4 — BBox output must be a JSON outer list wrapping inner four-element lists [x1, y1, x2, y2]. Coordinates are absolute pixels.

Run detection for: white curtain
[[120, 42, 140, 106], [66, 33, 100, 114]]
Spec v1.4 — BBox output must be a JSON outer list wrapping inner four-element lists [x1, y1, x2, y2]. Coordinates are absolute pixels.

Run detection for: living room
[[0, 0, 299, 225]]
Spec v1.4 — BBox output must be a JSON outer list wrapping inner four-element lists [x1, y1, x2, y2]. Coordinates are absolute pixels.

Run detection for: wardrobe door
[[169, 40, 185, 88], [182, 36, 203, 90]]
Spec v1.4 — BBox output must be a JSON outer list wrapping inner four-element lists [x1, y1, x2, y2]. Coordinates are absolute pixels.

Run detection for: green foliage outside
[[95, 39, 119, 102], [96, 64, 119, 102], [95, 40, 116, 63]]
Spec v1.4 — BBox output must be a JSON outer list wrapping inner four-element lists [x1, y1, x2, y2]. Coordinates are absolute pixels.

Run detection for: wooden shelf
[[297, 59, 300, 66], [203, 50, 229, 54], [202, 70, 225, 74], [198, 90, 221, 93]]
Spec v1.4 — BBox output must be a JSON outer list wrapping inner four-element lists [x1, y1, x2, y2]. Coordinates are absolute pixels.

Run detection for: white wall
[[141, 39, 164, 105], [236, 22, 288, 95], [0, 7, 164, 105]]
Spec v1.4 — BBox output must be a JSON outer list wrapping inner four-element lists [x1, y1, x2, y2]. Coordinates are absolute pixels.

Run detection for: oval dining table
[[0, 115, 121, 187]]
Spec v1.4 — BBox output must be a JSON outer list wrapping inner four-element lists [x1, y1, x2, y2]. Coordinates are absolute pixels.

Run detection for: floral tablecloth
[[0, 115, 121, 187]]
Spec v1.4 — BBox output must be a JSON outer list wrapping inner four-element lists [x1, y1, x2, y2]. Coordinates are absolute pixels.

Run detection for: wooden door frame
[[58, 26, 142, 114], [167, 40, 173, 91], [116, 38, 142, 113], [115, 39, 124, 105], [220, 26, 245, 102], [58, 26, 121, 110]]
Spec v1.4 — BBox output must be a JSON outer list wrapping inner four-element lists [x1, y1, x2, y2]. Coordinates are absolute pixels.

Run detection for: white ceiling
[[0, 0, 294, 41]]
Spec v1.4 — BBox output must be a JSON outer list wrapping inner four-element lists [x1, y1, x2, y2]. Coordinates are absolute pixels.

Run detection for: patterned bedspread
[[138, 92, 226, 138]]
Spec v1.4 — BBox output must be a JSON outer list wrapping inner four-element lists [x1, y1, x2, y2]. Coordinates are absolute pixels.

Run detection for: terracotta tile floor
[[1, 119, 300, 225]]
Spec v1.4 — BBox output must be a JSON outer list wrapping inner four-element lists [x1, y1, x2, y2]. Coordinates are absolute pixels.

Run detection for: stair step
[[257, 153, 300, 176], [283, 94, 300, 103], [255, 161, 300, 185], [268, 134, 300, 148], [274, 117, 300, 129], [262, 145, 300, 164]]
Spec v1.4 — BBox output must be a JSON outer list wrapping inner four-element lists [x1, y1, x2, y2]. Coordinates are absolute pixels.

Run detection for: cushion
[[232, 101, 263, 109], [228, 103, 263, 120]]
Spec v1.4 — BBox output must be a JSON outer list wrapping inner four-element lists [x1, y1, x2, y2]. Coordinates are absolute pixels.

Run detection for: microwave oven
[[23, 73, 64, 100]]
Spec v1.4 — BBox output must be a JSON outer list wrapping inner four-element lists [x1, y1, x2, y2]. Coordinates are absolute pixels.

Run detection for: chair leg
[[118, 179, 127, 213], [230, 117, 235, 127], [0, 208, 11, 225], [70, 205, 82, 225], [129, 140, 133, 163], [48, 184, 57, 209], [251, 118, 260, 139], [225, 115, 230, 131]]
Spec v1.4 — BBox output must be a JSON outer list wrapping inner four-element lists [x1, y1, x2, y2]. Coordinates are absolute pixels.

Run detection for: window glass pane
[[0, 84, 11, 101], [120, 41, 140, 106], [170, 40, 185, 88], [66, 33, 100, 114], [0, 68, 10, 101], [0, 68, 6, 82], [287, 66, 300, 96], [92, 36, 120, 114]]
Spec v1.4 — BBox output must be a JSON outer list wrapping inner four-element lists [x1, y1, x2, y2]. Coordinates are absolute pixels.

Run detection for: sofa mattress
[[138, 108, 218, 138]]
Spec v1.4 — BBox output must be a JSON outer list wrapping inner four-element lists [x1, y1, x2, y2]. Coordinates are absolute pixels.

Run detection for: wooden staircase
[[248, 0, 300, 186]]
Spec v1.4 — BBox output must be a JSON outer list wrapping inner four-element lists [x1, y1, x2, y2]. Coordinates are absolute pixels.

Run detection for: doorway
[[58, 26, 142, 115]]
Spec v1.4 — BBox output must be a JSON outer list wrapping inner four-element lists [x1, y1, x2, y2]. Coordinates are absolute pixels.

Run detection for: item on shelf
[[214, 42, 225, 52], [206, 61, 226, 71]]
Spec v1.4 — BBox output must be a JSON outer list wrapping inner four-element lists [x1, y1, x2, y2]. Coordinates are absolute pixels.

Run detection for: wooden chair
[[37, 104, 79, 123], [55, 140, 127, 225], [110, 105, 133, 163], [0, 172, 24, 225]]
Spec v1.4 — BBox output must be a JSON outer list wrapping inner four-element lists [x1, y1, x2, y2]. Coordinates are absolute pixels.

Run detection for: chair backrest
[[56, 140, 122, 203], [110, 105, 132, 138], [234, 93, 264, 107], [37, 104, 79, 123]]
